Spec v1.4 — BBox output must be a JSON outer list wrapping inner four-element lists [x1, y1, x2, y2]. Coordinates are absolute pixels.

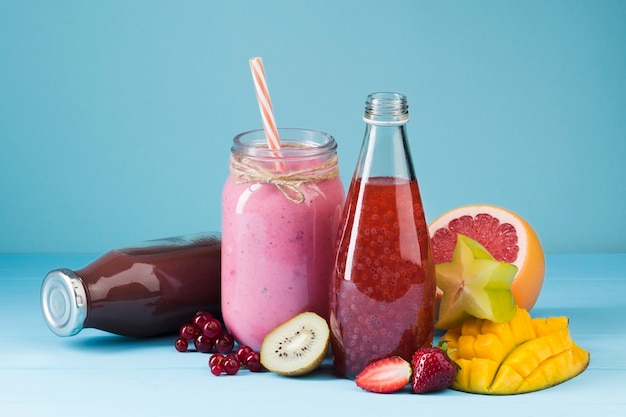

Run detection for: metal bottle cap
[[40, 269, 87, 337]]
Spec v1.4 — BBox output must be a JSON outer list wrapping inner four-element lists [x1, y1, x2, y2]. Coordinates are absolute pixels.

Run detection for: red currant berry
[[222, 356, 240, 375], [209, 353, 225, 368], [179, 324, 197, 340], [194, 334, 215, 353], [235, 345, 254, 363], [195, 310, 213, 319], [244, 352, 263, 372], [215, 332, 235, 354], [193, 311, 213, 330], [210, 364, 223, 376], [174, 337, 189, 352], [202, 318, 223, 338]]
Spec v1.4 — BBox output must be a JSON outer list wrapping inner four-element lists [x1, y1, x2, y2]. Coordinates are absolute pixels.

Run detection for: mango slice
[[442, 308, 590, 395]]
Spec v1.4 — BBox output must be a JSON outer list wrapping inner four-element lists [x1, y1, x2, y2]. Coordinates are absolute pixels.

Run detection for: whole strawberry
[[411, 341, 458, 394]]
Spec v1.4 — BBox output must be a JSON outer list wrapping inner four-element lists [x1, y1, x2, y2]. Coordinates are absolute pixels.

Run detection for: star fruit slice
[[435, 234, 518, 329]]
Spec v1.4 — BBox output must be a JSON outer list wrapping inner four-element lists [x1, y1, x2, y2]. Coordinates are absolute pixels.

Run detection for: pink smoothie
[[221, 159, 344, 351]]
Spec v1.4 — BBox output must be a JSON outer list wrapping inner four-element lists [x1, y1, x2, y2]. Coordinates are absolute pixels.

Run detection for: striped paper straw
[[249, 57, 281, 151]]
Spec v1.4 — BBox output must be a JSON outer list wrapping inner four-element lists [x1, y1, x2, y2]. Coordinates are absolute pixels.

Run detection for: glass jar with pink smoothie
[[221, 128, 344, 351]]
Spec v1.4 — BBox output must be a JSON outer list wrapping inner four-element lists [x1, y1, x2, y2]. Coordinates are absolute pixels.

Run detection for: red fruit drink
[[40, 233, 222, 337], [330, 92, 436, 378], [221, 129, 344, 351], [330, 177, 436, 378]]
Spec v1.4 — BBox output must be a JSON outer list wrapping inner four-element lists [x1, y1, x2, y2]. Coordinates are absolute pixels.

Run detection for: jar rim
[[232, 128, 337, 159]]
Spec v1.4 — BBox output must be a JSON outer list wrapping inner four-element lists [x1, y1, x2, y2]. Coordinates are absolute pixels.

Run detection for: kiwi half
[[260, 311, 330, 376]]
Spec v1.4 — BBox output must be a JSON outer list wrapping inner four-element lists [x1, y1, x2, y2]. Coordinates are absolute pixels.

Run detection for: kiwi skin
[[259, 311, 330, 376]]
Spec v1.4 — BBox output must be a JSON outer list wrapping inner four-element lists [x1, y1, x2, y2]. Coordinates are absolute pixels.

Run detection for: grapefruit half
[[429, 204, 545, 311]]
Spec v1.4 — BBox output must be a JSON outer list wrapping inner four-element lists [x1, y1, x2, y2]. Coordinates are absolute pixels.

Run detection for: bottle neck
[[355, 92, 416, 180], [363, 92, 409, 125], [357, 124, 415, 180]]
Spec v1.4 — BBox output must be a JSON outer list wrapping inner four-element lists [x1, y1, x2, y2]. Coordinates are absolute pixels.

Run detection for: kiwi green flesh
[[260, 312, 330, 376]]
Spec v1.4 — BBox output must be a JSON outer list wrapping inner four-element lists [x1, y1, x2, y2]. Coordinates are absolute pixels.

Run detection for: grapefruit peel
[[435, 234, 518, 330], [429, 204, 545, 311]]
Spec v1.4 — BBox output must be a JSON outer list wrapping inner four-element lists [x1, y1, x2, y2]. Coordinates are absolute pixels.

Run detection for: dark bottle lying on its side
[[40, 232, 221, 337]]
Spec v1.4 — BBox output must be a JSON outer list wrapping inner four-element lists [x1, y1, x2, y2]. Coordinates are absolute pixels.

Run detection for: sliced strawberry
[[355, 356, 412, 393], [411, 342, 458, 394]]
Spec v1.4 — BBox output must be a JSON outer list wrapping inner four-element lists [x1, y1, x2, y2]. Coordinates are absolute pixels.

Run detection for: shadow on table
[[66, 332, 175, 352]]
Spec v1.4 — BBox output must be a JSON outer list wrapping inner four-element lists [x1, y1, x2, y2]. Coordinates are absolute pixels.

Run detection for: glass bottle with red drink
[[329, 92, 436, 379]]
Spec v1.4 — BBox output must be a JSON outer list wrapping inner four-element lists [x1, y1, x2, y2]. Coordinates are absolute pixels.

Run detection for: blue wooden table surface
[[1, 253, 625, 416]]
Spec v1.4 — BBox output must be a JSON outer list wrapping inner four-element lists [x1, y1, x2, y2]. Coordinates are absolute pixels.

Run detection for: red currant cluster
[[174, 311, 263, 376], [209, 346, 262, 375]]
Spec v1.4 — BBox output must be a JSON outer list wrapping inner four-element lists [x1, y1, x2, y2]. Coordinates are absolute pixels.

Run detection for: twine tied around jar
[[229, 154, 339, 204]]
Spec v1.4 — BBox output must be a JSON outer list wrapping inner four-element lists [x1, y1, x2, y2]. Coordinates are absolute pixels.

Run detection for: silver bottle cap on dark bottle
[[40, 269, 87, 336]]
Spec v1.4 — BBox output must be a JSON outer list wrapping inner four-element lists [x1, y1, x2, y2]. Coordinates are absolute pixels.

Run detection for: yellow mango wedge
[[441, 308, 590, 395]]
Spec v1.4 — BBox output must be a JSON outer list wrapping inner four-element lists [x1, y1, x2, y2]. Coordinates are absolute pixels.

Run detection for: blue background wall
[[1, 0, 625, 253]]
